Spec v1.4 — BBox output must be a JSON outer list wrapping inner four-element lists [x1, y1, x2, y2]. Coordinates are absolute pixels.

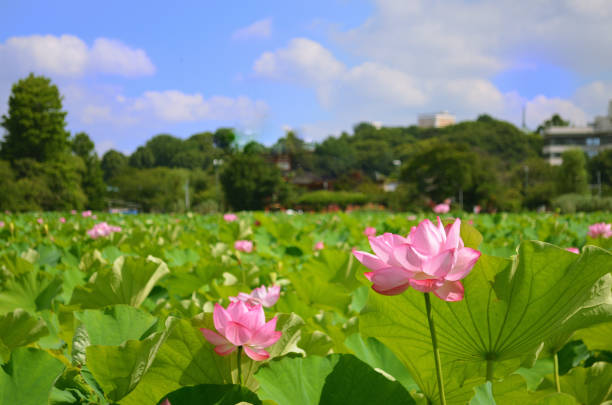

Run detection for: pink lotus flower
[[231, 285, 281, 308], [406, 215, 417, 221], [92, 215, 97, 220], [70, 210, 77, 215], [353, 217, 481, 301], [565, 247, 580, 254], [364, 227, 377, 237], [224, 213, 238, 222], [433, 203, 450, 214], [0, 221, 4, 228], [234, 240, 253, 253], [37, 218, 43, 224], [160, 399, 171, 405], [473, 205, 481, 214], [588, 222, 612, 239], [82, 210, 92, 218], [59, 217, 66, 223], [201, 301, 282, 361], [314, 241, 325, 251], [87, 222, 121, 239]]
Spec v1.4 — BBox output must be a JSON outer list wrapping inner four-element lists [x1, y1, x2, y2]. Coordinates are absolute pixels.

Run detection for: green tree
[[71, 132, 106, 209], [1, 74, 70, 161], [145, 134, 185, 167], [557, 148, 589, 195], [213, 128, 236, 152], [129, 146, 155, 168], [314, 134, 357, 178], [101, 150, 128, 181], [220, 153, 283, 210], [536, 114, 570, 134]]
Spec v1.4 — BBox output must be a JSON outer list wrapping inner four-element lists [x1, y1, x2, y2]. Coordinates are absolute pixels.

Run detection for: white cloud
[[526, 95, 589, 128], [232, 18, 273, 40], [573, 81, 612, 116], [0, 34, 155, 78]]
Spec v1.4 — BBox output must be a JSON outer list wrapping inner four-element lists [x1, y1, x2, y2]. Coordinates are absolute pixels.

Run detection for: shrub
[[552, 193, 612, 213]]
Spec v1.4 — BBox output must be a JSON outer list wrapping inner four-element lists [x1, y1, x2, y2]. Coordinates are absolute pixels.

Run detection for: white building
[[543, 101, 612, 165], [418, 111, 456, 128]]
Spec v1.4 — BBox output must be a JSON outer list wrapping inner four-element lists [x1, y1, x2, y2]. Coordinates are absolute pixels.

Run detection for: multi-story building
[[543, 101, 612, 165], [417, 111, 456, 128]]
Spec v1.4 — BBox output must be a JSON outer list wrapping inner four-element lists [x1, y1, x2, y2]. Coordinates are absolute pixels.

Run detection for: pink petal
[[214, 343, 237, 356], [244, 346, 270, 361], [224, 321, 252, 346], [412, 219, 444, 255], [239, 304, 265, 331], [409, 278, 442, 293], [213, 303, 231, 334], [443, 218, 461, 250], [445, 247, 480, 281], [227, 301, 249, 320], [392, 244, 426, 272], [434, 280, 464, 301], [200, 328, 229, 346], [250, 317, 282, 347], [368, 235, 392, 262], [353, 250, 389, 271], [422, 249, 455, 278], [368, 267, 413, 295]]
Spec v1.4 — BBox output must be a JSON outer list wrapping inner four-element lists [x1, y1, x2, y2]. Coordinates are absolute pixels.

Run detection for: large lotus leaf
[[85, 319, 171, 402], [158, 384, 261, 405], [544, 362, 612, 405], [71, 305, 158, 365], [121, 313, 303, 405], [513, 358, 554, 390], [574, 322, 612, 352], [0, 347, 65, 405], [483, 375, 576, 405], [255, 353, 415, 405], [70, 255, 169, 309], [344, 333, 418, 391], [0, 309, 48, 362], [0, 269, 62, 315], [359, 242, 612, 404]]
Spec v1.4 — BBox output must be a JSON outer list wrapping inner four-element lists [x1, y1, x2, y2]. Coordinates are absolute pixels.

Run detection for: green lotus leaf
[[158, 384, 261, 405], [0, 309, 48, 362]]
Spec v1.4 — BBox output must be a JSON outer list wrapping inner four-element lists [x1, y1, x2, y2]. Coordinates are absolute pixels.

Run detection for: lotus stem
[[553, 352, 561, 393], [424, 292, 447, 405], [486, 358, 494, 381], [237, 345, 243, 386]]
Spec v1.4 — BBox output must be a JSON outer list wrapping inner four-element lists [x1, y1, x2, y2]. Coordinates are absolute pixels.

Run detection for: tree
[[129, 146, 155, 168], [557, 149, 589, 195], [101, 150, 128, 181], [1, 74, 70, 161], [145, 134, 185, 167], [213, 128, 236, 151], [220, 153, 283, 210], [314, 134, 357, 178], [71, 132, 106, 209], [536, 114, 570, 134]]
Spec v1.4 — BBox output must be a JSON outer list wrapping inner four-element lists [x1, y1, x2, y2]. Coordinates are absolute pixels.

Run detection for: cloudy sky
[[1, 0, 612, 154]]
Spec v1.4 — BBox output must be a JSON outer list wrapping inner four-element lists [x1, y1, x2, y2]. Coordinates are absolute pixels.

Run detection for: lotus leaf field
[[0, 211, 611, 405]]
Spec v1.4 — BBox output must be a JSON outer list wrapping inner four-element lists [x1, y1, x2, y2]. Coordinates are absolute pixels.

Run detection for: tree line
[[1, 74, 609, 213]]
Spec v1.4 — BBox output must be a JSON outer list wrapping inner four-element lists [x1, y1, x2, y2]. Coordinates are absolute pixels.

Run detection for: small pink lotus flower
[[224, 213, 238, 222], [588, 222, 612, 239], [82, 210, 92, 218], [231, 285, 281, 308], [406, 215, 417, 221], [92, 215, 97, 220], [201, 301, 282, 361], [234, 240, 253, 253], [0, 221, 4, 228], [59, 217, 66, 223], [433, 203, 450, 214], [565, 247, 580, 254], [37, 218, 44, 224], [473, 205, 481, 214], [70, 210, 77, 215], [353, 217, 481, 301], [314, 241, 325, 251], [87, 222, 121, 239], [364, 227, 377, 237]]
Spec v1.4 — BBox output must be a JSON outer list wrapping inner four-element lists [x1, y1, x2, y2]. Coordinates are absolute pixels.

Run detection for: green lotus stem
[[237, 345, 243, 386], [424, 292, 447, 405], [486, 358, 494, 381], [553, 352, 561, 393]]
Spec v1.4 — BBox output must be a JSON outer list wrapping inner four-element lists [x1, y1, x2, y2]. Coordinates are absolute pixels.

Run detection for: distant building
[[543, 100, 612, 165], [418, 111, 456, 128]]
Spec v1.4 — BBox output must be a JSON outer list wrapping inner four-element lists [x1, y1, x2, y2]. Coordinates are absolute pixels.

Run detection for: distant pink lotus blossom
[[473, 205, 481, 214], [234, 240, 253, 253], [59, 217, 66, 223], [364, 227, 377, 237], [433, 203, 450, 214], [231, 285, 281, 308], [82, 210, 92, 218], [92, 215, 97, 220], [565, 247, 580, 254], [0, 221, 4, 228], [406, 215, 417, 221], [201, 301, 282, 361], [37, 218, 43, 224], [588, 222, 612, 239], [314, 241, 325, 250], [353, 217, 481, 301], [224, 213, 238, 222], [70, 210, 77, 215], [87, 222, 121, 239]]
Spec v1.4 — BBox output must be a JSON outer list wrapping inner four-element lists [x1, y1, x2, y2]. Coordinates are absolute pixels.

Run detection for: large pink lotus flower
[[231, 285, 281, 308], [224, 213, 238, 222], [314, 241, 325, 251], [201, 301, 282, 361], [364, 227, 377, 237], [87, 222, 121, 239], [234, 240, 253, 253], [433, 203, 450, 214], [565, 247, 580, 254], [588, 222, 612, 239], [353, 217, 481, 301]]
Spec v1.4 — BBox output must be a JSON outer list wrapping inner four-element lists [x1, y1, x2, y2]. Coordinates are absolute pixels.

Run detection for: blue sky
[[1, 0, 611, 154]]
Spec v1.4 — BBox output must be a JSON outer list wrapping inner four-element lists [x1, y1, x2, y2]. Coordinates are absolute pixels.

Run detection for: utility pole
[[184, 177, 190, 211], [213, 159, 224, 211]]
